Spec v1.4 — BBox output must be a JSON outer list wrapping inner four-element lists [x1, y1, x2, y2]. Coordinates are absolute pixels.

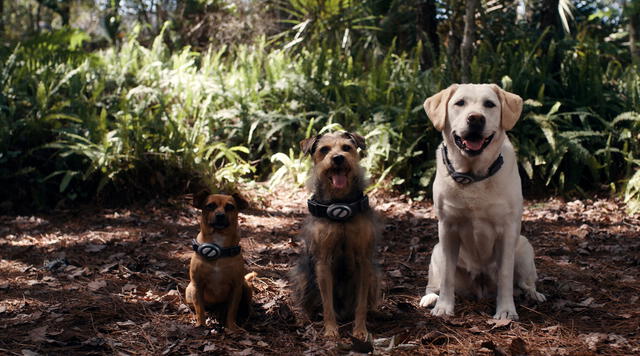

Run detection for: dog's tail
[[244, 271, 257, 284]]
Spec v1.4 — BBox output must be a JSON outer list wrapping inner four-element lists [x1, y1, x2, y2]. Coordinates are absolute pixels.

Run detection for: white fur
[[420, 84, 545, 320]]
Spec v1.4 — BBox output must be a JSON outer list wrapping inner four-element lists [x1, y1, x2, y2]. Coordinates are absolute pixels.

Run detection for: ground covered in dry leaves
[[1, 186, 639, 355]]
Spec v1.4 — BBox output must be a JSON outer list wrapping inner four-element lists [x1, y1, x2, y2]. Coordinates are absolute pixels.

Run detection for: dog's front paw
[[419, 293, 439, 308], [226, 326, 247, 335], [324, 324, 339, 339], [352, 326, 369, 341], [529, 290, 546, 303], [493, 309, 519, 321], [430, 300, 454, 317]]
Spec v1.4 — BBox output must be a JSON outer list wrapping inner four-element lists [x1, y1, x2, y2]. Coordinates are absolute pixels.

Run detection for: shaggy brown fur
[[291, 132, 381, 340], [185, 192, 252, 331]]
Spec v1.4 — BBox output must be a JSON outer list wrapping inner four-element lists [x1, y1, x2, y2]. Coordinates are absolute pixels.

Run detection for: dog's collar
[[307, 195, 370, 222], [191, 240, 241, 260], [441, 145, 503, 185]]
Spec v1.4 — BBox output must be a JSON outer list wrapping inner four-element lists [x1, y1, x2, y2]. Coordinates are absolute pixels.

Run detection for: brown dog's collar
[[307, 195, 370, 222], [191, 240, 241, 260]]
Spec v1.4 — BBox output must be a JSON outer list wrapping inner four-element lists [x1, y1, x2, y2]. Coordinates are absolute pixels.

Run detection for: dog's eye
[[204, 203, 217, 210], [319, 146, 330, 154], [454, 99, 465, 106], [224, 204, 235, 212], [342, 144, 352, 152], [484, 100, 496, 108]]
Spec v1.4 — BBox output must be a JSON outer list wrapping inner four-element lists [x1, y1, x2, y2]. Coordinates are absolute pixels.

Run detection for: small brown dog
[[185, 192, 251, 331], [292, 131, 380, 340]]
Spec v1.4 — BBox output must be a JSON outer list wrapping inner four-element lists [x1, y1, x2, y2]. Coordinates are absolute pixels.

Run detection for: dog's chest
[[457, 220, 500, 266], [307, 215, 375, 254], [192, 259, 243, 303]]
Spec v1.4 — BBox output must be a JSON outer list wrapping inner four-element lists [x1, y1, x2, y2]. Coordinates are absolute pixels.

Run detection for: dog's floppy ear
[[193, 190, 210, 209], [232, 192, 249, 210], [491, 84, 523, 130], [300, 135, 321, 155], [343, 131, 366, 150], [423, 84, 458, 131]]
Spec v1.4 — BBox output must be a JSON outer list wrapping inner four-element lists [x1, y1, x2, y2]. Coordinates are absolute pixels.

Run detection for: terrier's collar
[[307, 195, 370, 222], [441, 144, 503, 185], [191, 239, 241, 260]]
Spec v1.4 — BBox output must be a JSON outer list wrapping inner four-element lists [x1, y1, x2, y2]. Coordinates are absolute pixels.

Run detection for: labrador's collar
[[191, 240, 241, 260], [308, 195, 370, 222], [441, 144, 503, 185]]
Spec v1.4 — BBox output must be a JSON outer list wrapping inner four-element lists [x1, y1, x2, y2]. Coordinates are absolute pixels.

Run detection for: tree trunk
[[35, 0, 71, 27], [416, 0, 439, 69], [629, 7, 640, 65], [446, 0, 464, 82], [0, 0, 4, 36], [460, 0, 479, 83], [540, 0, 559, 34]]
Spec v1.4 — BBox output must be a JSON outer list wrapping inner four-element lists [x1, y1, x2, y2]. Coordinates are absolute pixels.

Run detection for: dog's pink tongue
[[331, 174, 347, 189], [464, 139, 484, 151]]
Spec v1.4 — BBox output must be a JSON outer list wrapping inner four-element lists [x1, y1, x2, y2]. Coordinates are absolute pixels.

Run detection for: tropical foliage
[[0, 0, 639, 212]]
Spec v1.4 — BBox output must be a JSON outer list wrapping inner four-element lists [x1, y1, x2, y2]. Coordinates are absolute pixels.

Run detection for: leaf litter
[[0, 188, 639, 354]]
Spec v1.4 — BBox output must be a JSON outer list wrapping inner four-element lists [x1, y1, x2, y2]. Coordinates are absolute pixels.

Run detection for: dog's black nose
[[215, 212, 226, 222], [467, 114, 485, 130], [332, 155, 345, 165]]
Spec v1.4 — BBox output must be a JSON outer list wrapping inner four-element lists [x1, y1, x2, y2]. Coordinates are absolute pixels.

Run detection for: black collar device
[[441, 145, 504, 185], [307, 195, 370, 222], [191, 239, 241, 260]]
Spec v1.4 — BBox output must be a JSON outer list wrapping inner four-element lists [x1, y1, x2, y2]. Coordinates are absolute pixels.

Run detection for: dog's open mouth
[[453, 131, 495, 156], [211, 222, 229, 229], [209, 218, 230, 230], [329, 170, 349, 190]]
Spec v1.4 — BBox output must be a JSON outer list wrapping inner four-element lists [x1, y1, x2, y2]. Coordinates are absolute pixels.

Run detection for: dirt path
[[1, 187, 639, 355]]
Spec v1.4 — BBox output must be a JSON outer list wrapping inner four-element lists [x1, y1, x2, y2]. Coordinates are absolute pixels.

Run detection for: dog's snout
[[215, 212, 226, 221], [467, 113, 485, 129], [332, 154, 345, 165]]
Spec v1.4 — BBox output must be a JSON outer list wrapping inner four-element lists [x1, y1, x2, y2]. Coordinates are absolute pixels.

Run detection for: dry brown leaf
[[580, 332, 607, 350], [233, 347, 254, 356], [509, 337, 528, 356], [122, 283, 137, 292], [29, 326, 48, 343], [487, 318, 512, 329], [88, 280, 107, 291], [85, 244, 106, 253]]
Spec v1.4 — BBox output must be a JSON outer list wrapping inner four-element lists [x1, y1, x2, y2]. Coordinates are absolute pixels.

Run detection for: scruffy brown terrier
[[291, 131, 380, 340], [185, 191, 252, 331]]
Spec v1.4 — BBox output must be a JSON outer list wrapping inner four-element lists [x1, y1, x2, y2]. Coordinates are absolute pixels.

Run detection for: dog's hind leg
[[291, 253, 321, 316], [515, 236, 546, 302], [420, 243, 443, 308]]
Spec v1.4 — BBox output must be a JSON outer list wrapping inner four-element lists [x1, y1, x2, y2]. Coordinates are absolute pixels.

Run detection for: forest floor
[[1, 185, 639, 355]]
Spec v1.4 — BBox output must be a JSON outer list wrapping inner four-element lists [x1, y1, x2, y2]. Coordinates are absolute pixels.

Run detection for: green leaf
[[60, 171, 78, 193]]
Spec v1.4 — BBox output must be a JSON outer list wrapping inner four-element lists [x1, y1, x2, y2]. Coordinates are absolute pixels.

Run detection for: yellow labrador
[[419, 84, 545, 320]]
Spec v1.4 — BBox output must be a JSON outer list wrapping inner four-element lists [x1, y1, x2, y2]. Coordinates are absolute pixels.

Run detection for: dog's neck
[[197, 226, 240, 248], [442, 132, 505, 177]]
